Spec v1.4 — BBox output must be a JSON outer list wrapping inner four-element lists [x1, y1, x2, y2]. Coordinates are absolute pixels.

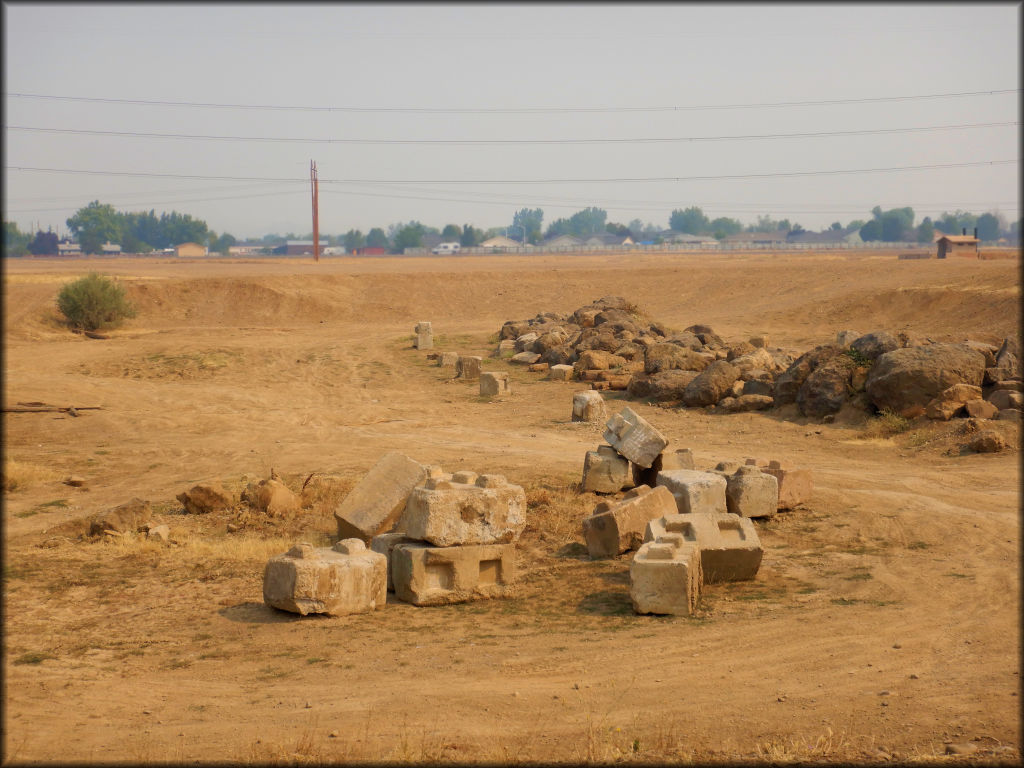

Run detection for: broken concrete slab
[[603, 406, 668, 468], [645, 513, 762, 583], [334, 452, 427, 542], [391, 542, 515, 606], [629, 536, 702, 615], [572, 390, 607, 422], [581, 445, 633, 494], [401, 473, 526, 546], [263, 540, 387, 616], [583, 484, 678, 557], [726, 465, 779, 519], [655, 469, 727, 515]]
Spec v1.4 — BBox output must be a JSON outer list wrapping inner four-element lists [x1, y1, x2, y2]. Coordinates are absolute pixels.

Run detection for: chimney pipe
[[974, 227, 978, 239], [962, 227, 967, 236]]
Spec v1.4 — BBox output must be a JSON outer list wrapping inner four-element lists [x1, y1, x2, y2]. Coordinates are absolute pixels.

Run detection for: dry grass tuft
[[860, 408, 911, 440], [3, 459, 62, 492], [522, 480, 593, 548]]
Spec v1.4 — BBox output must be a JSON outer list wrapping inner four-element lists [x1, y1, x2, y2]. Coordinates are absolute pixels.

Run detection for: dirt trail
[[2, 251, 1019, 763]]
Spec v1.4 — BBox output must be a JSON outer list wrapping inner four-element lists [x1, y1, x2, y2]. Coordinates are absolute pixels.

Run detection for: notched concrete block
[[655, 469, 727, 515], [263, 542, 387, 616], [391, 542, 515, 606], [604, 406, 668, 468], [582, 484, 678, 557]]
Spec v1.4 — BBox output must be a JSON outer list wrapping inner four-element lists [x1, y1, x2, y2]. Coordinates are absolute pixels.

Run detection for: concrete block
[[726, 466, 779, 519], [761, 461, 813, 510], [603, 406, 668, 468], [548, 364, 574, 381], [655, 469, 727, 515], [437, 352, 459, 367], [528, 363, 550, 373], [514, 332, 538, 352], [583, 484, 678, 557], [456, 356, 482, 380], [371, 532, 419, 592], [572, 390, 606, 422], [581, 445, 632, 494], [480, 371, 511, 397], [645, 513, 762, 583], [510, 352, 541, 365], [414, 322, 433, 350], [263, 540, 387, 616], [629, 537, 702, 615], [401, 474, 526, 546], [496, 339, 517, 357], [391, 542, 515, 606], [632, 448, 695, 487], [335, 452, 427, 542]]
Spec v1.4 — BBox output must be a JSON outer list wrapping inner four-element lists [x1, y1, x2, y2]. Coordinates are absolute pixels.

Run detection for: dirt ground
[[2, 250, 1020, 763]]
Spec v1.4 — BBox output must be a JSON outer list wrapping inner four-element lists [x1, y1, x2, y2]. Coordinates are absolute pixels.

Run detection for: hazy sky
[[3, 3, 1020, 240]]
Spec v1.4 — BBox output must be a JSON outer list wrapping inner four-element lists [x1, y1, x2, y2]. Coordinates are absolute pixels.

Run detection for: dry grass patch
[[3, 458, 62, 492]]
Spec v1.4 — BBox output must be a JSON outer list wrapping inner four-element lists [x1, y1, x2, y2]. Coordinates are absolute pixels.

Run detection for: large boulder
[[663, 332, 703, 351], [797, 355, 856, 418], [88, 498, 152, 537], [865, 344, 987, 417], [850, 331, 900, 362], [644, 343, 711, 375], [628, 370, 700, 401], [773, 345, 843, 406], [683, 360, 740, 407], [177, 483, 234, 514]]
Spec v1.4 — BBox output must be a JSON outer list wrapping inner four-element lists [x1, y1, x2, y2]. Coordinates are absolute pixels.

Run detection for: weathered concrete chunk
[[263, 541, 387, 616], [401, 474, 526, 546], [437, 351, 459, 367], [761, 460, 813, 510], [645, 513, 762, 583], [655, 469, 727, 515], [630, 536, 702, 615], [510, 351, 541, 365], [633, 448, 695, 487], [414, 321, 433, 350], [334, 452, 427, 542], [604, 406, 668, 468], [726, 466, 779, 519], [455, 356, 482, 380], [581, 445, 632, 494], [548, 364, 574, 381], [243, 478, 300, 517], [583, 484, 678, 557], [480, 371, 511, 397], [88, 498, 152, 537], [495, 340, 517, 358], [572, 390, 607, 422], [177, 483, 234, 515], [391, 542, 515, 606], [370, 532, 419, 592]]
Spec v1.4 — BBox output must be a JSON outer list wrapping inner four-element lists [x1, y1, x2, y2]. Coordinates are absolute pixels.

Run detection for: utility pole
[[310, 160, 320, 262]]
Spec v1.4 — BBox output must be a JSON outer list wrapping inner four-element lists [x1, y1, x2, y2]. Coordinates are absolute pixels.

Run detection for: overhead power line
[[4, 88, 1018, 114], [5, 120, 1018, 145], [5, 159, 1017, 184]]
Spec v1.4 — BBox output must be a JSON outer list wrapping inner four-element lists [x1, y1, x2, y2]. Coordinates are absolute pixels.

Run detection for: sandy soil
[[2, 250, 1020, 763]]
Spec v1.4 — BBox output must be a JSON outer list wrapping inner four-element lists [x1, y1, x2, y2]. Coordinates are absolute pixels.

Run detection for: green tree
[[460, 224, 482, 247], [441, 224, 462, 241], [4, 221, 31, 256], [212, 232, 237, 254], [976, 213, 1000, 241], [567, 207, 607, 237], [916, 217, 934, 244], [859, 220, 883, 241], [830, 221, 843, 231], [936, 210, 976, 236], [28, 230, 59, 255], [670, 207, 709, 234], [709, 217, 742, 238], [67, 201, 122, 254], [393, 221, 427, 252], [512, 208, 544, 243], [366, 228, 388, 249], [606, 222, 632, 237], [544, 218, 572, 239], [343, 229, 366, 251]]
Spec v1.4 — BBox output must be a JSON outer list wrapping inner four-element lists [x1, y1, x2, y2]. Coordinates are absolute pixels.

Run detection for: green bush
[[56, 272, 136, 331]]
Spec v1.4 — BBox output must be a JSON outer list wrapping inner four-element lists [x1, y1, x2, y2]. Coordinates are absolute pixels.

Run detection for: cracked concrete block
[[456, 356, 482, 380], [263, 540, 387, 616], [572, 390, 606, 422], [334, 452, 427, 542], [437, 352, 459, 367], [645, 513, 762, 583], [603, 406, 668, 469], [548, 364, 574, 381], [629, 536, 702, 615], [655, 469, 727, 515], [414, 321, 433, 350], [580, 445, 632, 494], [391, 542, 515, 606], [480, 371, 511, 397], [582, 484, 678, 557], [761, 460, 813, 510], [400, 473, 526, 546], [726, 465, 779, 519]]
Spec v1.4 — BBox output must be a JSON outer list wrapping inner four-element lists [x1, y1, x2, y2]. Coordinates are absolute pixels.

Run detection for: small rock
[[878, 690, 890, 696], [226, 523, 240, 533], [304, 702, 312, 709], [892, 643, 901, 649], [945, 742, 978, 756], [147, 525, 170, 542], [64, 476, 86, 487], [143, 709, 152, 715], [909, 673, 919, 679]]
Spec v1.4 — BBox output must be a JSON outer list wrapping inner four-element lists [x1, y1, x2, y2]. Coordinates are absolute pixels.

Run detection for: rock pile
[[496, 298, 1022, 422]]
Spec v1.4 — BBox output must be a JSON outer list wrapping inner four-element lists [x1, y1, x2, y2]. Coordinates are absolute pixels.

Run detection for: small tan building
[[936, 235, 979, 259], [175, 242, 207, 258]]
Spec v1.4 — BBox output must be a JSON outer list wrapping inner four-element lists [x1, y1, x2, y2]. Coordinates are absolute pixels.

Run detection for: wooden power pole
[[310, 160, 320, 262]]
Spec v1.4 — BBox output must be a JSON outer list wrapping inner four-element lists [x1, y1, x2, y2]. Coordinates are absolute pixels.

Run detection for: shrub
[[56, 272, 136, 331]]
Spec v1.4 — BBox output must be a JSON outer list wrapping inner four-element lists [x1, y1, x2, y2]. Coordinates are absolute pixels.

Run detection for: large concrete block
[[370, 532, 419, 592], [655, 469, 727, 515], [582, 484, 678, 557], [391, 542, 515, 606], [548, 364, 574, 381], [335, 452, 427, 542], [437, 351, 459, 368], [726, 466, 779, 519], [480, 371, 511, 397], [414, 321, 433, 350], [401, 473, 526, 546], [456, 356, 482, 380], [645, 513, 762, 583], [761, 460, 813, 510], [630, 536, 702, 615], [263, 540, 387, 616], [572, 390, 606, 422], [580, 445, 632, 494], [632, 448, 695, 487], [604, 406, 668, 468]]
